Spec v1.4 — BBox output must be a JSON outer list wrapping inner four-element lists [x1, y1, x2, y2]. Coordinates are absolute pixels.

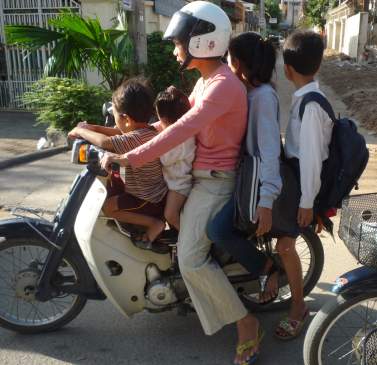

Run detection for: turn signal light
[[79, 144, 89, 163]]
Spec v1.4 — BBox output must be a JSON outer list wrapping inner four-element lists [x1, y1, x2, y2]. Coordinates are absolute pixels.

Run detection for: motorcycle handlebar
[[71, 139, 120, 176], [71, 139, 108, 176]]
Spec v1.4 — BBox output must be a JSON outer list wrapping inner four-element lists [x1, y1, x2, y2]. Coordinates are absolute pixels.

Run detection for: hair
[[228, 32, 276, 87], [283, 30, 324, 76], [112, 78, 154, 123], [154, 86, 191, 124]]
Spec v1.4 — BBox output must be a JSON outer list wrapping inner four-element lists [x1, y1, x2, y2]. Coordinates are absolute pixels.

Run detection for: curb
[[0, 145, 70, 170]]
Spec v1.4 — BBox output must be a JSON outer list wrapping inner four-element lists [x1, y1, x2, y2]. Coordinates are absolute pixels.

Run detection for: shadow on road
[[0, 112, 44, 140], [0, 285, 338, 365]]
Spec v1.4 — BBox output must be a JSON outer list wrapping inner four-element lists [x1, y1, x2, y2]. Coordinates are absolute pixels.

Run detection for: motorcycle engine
[[146, 279, 177, 307], [145, 264, 178, 308]]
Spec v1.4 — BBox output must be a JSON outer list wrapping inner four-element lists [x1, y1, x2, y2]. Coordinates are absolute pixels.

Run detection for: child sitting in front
[[68, 78, 168, 249], [155, 86, 196, 230]]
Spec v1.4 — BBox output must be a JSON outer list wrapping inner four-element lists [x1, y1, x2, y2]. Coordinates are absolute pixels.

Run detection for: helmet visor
[[163, 11, 216, 43]]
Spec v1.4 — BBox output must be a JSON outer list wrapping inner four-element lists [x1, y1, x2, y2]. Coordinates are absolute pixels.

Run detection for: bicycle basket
[[339, 193, 377, 268]]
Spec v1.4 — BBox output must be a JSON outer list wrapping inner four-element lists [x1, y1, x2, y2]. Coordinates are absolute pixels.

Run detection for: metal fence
[[0, 0, 81, 109]]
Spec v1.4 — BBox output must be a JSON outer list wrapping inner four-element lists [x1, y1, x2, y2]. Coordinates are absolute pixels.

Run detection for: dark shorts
[[117, 192, 166, 219]]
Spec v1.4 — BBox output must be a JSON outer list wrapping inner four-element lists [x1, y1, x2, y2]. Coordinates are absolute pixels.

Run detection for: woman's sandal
[[274, 308, 310, 341], [258, 261, 280, 306], [236, 327, 265, 365]]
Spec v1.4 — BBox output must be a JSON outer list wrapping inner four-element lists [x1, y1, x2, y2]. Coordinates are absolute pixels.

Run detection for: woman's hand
[[297, 207, 313, 227], [254, 206, 272, 237], [100, 152, 128, 173]]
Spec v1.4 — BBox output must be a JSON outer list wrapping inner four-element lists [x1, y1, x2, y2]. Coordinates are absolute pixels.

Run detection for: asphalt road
[[0, 151, 359, 365], [0, 56, 368, 365]]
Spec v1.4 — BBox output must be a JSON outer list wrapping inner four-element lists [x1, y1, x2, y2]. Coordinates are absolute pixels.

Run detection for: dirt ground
[[319, 50, 377, 133]]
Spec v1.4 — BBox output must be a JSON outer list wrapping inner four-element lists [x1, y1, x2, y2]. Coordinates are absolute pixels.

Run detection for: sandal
[[131, 233, 170, 254], [131, 233, 153, 250], [258, 261, 280, 306], [274, 308, 310, 341], [236, 327, 264, 365]]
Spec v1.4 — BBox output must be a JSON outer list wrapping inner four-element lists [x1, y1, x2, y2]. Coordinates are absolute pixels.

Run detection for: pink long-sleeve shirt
[[126, 64, 248, 171]]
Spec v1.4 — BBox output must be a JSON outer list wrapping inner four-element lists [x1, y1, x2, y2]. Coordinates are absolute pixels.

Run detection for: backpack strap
[[299, 91, 337, 123]]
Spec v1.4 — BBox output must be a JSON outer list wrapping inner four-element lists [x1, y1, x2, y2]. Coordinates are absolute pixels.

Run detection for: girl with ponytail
[[207, 32, 284, 360]]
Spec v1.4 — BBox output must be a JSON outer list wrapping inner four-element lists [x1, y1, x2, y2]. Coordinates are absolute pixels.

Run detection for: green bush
[[23, 77, 111, 132], [145, 32, 199, 95]]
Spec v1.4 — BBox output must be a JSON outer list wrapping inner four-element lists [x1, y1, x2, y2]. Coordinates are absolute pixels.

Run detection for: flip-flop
[[258, 262, 280, 306], [236, 327, 264, 365], [274, 308, 310, 341]]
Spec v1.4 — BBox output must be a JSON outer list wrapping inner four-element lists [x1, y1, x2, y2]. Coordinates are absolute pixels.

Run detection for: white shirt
[[160, 137, 196, 193], [285, 81, 333, 209]]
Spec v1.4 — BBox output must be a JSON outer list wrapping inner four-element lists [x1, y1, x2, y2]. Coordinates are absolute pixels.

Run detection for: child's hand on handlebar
[[100, 152, 128, 173], [68, 127, 81, 140]]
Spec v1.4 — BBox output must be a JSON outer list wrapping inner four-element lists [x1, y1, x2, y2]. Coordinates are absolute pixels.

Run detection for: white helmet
[[163, 1, 232, 69]]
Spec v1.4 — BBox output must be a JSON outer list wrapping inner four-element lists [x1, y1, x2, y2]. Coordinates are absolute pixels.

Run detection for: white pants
[[178, 170, 248, 335]]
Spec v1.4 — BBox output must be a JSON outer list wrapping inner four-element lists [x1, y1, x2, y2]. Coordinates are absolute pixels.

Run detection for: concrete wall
[[342, 12, 369, 59], [326, 2, 353, 52], [81, 0, 171, 86], [81, 0, 118, 86], [81, 0, 118, 28], [144, 1, 170, 34], [284, 0, 301, 27], [326, 4, 369, 60]]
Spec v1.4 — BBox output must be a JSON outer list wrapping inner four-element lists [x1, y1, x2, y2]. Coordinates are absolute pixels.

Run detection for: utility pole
[[291, 0, 295, 28], [259, 0, 267, 36], [127, 0, 147, 66]]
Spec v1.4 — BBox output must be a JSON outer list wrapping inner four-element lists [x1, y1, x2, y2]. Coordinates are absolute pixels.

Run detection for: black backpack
[[299, 92, 369, 217]]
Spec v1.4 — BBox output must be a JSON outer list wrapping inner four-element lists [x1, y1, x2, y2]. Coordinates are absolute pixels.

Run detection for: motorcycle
[[0, 140, 324, 334], [303, 193, 377, 365]]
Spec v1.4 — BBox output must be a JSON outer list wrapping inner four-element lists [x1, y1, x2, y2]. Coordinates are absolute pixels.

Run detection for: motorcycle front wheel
[[0, 237, 87, 334], [303, 291, 377, 365], [241, 227, 324, 311]]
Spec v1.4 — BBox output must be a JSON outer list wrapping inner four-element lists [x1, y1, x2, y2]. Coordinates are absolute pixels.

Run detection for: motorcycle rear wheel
[[0, 237, 87, 334], [241, 227, 324, 312]]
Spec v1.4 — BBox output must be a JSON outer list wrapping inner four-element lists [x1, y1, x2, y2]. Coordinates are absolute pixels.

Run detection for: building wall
[[81, 0, 172, 85], [282, 0, 302, 27], [326, 3, 353, 53], [326, 7, 369, 59], [144, 1, 170, 34], [342, 12, 367, 58], [81, 0, 118, 28], [81, 0, 118, 85]]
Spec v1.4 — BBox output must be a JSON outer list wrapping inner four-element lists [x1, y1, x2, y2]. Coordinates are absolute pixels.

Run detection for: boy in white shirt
[[275, 30, 333, 340], [155, 86, 196, 230]]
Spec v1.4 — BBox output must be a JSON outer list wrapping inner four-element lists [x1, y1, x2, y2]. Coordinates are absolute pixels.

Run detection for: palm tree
[[5, 11, 134, 90]]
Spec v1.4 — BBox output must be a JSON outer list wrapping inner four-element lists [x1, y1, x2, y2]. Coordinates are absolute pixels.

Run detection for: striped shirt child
[[111, 127, 168, 204]]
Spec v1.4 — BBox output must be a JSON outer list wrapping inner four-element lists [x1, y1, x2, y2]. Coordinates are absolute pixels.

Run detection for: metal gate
[[0, 0, 81, 109]]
